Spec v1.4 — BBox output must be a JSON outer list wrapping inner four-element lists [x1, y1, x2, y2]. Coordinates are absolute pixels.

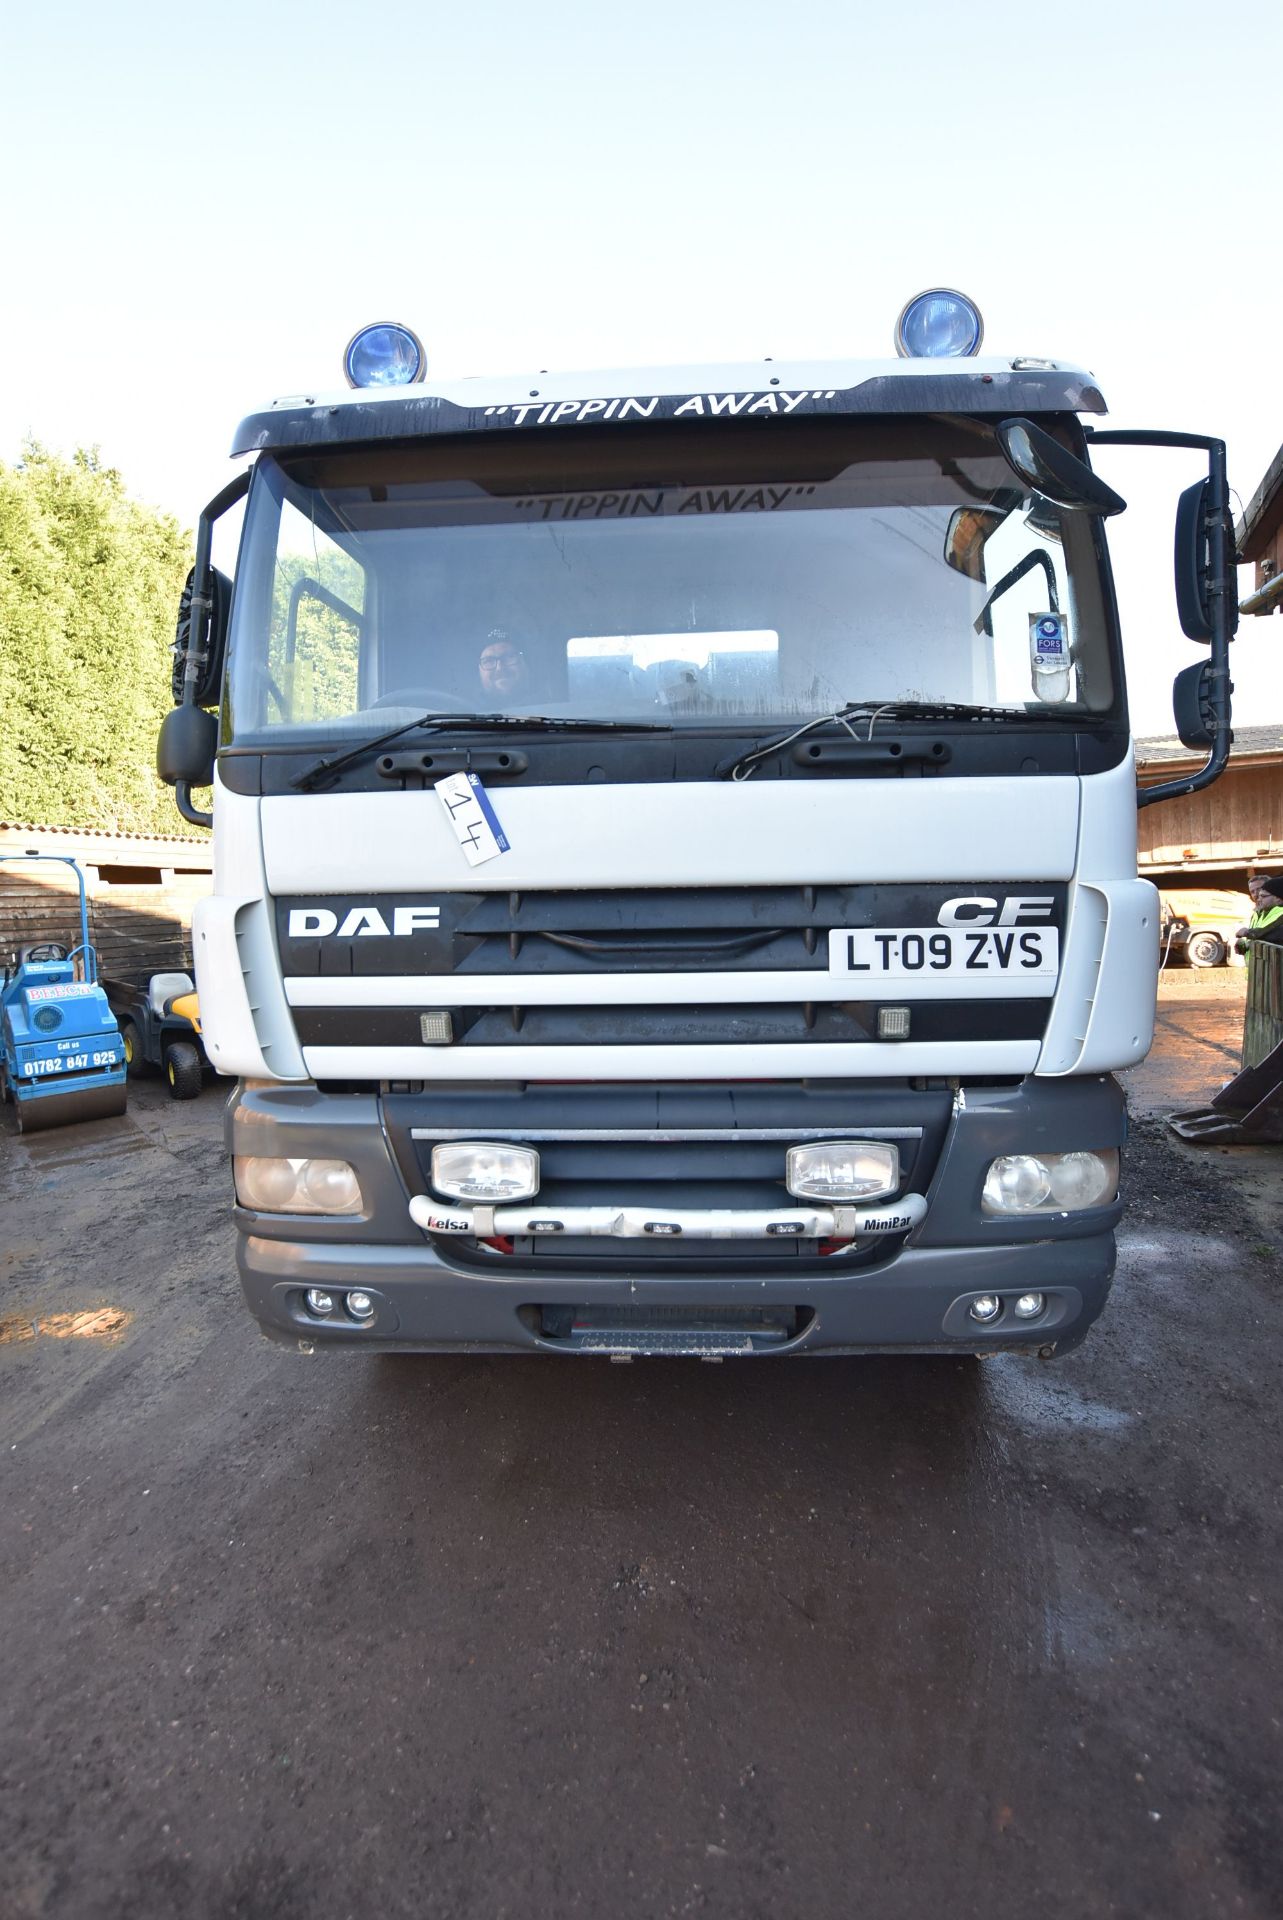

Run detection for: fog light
[[346, 1290, 375, 1321], [305, 1287, 335, 1317], [786, 1141, 899, 1201], [970, 1294, 1002, 1323], [431, 1141, 540, 1201], [419, 1011, 454, 1044], [235, 1155, 363, 1215], [877, 1007, 911, 1040], [1014, 1292, 1045, 1319]]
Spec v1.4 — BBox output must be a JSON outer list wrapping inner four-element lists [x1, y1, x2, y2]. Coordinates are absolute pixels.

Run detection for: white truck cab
[[160, 292, 1238, 1358]]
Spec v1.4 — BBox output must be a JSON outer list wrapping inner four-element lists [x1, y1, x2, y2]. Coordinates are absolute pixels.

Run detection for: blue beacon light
[[343, 323, 427, 389], [894, 289, 984, 359]]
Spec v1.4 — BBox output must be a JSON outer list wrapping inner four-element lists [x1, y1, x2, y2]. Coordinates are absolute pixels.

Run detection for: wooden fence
[[1243, 940, 1283, 1072]]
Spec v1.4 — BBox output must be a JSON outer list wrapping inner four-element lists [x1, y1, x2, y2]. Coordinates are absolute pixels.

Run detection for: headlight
[[343, 322, 426, 388], [1046, 1151, 1116, 1209], [785, 1141, 900, 1201], [235, 1156, 363, 1215], [894, 288, 984, 359], [431, 1142, 540, 1202], [982, 1150, 1118, 1216]]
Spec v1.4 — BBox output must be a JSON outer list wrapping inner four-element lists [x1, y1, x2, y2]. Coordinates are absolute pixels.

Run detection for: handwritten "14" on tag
[[434, 772, 511, 866]]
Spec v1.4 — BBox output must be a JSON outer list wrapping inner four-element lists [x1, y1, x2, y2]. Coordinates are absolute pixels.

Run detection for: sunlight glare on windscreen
[[568, 630, 778, 668]]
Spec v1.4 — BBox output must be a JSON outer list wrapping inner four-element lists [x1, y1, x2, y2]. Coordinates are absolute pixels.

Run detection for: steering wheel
[[369, 688, 461, 711], [23, 942, 68, 963]]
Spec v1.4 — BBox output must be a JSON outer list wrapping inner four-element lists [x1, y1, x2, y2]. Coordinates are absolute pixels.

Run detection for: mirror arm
[[1130, 435, 1234, 809], [177, 471, 250, 709], [174, 780, 213, 831], [180, 516, 215, 709], [172, 515, 216, 823], [1085, 428, 1220, 454], [168, 472, 247, 830]]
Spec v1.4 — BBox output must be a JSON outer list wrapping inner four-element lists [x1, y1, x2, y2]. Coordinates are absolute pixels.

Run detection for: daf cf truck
[[159, 290, 1237, 1359]]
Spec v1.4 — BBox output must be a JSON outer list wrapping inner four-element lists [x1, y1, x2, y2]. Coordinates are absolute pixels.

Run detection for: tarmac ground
[[1, 968, 1280, 1920]]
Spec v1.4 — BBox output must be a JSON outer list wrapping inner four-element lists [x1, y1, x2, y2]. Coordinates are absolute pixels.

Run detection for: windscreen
[[223, 417, 1119, 741]]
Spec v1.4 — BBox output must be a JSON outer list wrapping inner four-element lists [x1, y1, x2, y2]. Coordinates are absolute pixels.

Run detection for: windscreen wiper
[[716, 701, 1037, 781], [291, 712, 673, 792], [843, 700, 1035, 726]]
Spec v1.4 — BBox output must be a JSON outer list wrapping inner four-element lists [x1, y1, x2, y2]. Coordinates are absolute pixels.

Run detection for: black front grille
[[295, 999, 1045, 1048], [278, 882, 1069, 979]]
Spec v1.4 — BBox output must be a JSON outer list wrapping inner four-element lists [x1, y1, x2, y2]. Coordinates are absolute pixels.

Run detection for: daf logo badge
[[288, 905, 441, 938]]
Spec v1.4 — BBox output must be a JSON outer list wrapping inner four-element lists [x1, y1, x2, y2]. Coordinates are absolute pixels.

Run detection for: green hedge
[[0, 443, 194, 834]]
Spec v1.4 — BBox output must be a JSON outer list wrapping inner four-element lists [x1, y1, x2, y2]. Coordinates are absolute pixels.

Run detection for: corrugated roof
[[0, 821, 210, 847], [1136, 724, 1283, 766]]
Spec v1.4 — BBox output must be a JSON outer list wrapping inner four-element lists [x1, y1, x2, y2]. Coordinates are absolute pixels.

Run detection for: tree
[[0, 444, 193, 834]]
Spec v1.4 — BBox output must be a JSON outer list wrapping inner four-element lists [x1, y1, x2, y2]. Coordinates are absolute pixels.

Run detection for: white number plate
[[828, 927, 1059, 980]]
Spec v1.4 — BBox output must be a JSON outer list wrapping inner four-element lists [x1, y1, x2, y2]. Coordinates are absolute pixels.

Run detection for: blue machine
[[0, 854, 127, 1132]]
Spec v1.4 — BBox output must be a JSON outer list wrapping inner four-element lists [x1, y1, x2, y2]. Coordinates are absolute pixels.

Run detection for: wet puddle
[[984, 1359, 1134, 1434], [1116, 1227, 1239, 1269], [12, 1117, 154, 1173]]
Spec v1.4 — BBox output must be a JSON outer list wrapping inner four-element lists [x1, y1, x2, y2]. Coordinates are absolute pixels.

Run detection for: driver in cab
[[477, 630, 530, 703]]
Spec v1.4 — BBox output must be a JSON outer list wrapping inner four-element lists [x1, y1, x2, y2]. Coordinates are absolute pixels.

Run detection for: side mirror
[[996, 418, 1127, 516], [1174, 478, 1241, 644], [944, 506, 1005, 581], [157, 704, 217, 788], [1172, 659, 1225, 750], [172, 565, 232, 707]]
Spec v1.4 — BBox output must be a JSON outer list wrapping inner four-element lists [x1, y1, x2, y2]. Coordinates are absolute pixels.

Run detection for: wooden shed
[[1136, 726, 1283, 886], [0, 822, 213, 980]]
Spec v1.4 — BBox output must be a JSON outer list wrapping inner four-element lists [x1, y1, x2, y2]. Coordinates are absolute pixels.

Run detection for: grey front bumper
[[237, 1227, 1113, 1356], [228, 1074, 1126, 1357]]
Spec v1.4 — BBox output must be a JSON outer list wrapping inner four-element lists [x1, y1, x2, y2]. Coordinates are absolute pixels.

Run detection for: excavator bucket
[[1169, 936, 1283, 1146], [1168, 1036, 1283, 1145]]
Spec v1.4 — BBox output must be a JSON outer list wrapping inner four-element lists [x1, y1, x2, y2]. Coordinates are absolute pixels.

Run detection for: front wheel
[[120, 1018, 146, 1076], [1186, 930, 1225, 968], [164, 1040, 203, 1100]]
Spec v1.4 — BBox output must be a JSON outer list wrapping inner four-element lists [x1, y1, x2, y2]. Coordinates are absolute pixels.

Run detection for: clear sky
[[3, 0, 1281, 734]]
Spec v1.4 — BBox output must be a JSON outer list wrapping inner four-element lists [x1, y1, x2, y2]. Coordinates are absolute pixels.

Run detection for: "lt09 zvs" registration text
[[828, 928, 1059, 980]]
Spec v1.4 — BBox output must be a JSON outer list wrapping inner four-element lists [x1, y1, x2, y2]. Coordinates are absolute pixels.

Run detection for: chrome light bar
[[408, 1194, 927, 1240]]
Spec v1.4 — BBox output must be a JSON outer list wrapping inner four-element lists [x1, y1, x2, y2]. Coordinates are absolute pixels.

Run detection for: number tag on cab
[[434, 772, 511, 867]]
